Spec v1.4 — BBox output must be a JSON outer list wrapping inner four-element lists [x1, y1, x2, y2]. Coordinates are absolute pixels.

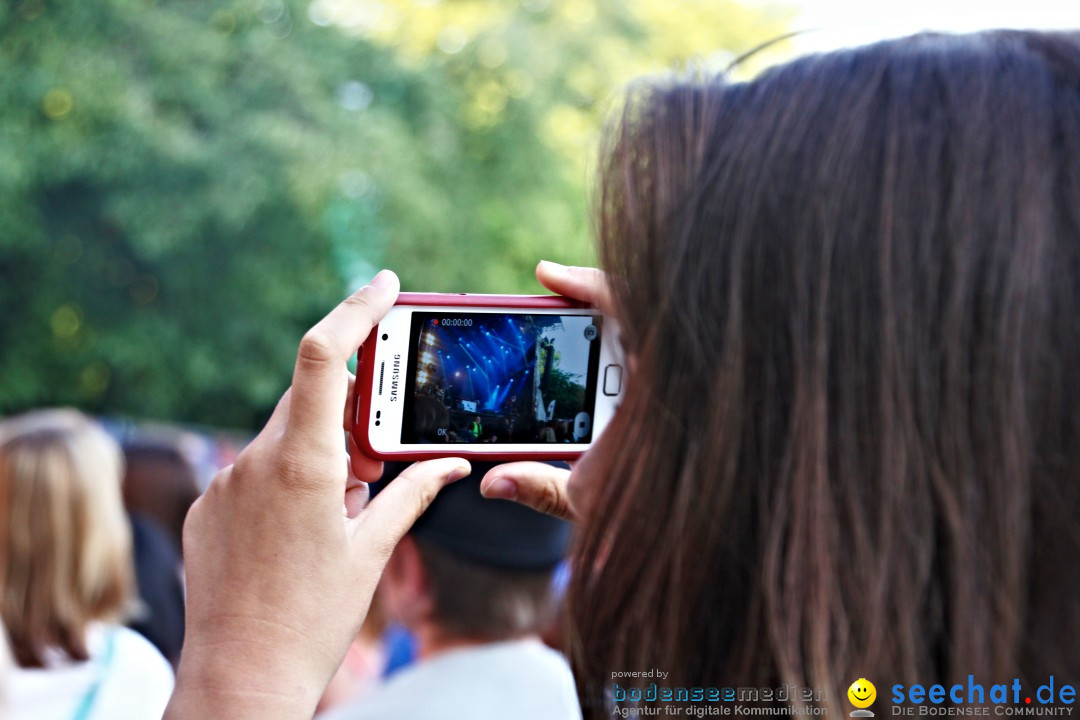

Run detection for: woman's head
[[571, 31, 1080, 712], [0, 409, 135, 667]]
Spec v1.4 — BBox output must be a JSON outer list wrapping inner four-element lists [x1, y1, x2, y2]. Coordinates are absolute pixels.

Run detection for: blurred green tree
[[0, 0, 790, 428]]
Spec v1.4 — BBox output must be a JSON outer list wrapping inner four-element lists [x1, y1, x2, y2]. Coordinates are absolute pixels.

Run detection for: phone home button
[[603, 364, 623, 396]]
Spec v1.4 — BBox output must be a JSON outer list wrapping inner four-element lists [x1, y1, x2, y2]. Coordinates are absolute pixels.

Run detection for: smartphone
[[352, 293, 623, 461]]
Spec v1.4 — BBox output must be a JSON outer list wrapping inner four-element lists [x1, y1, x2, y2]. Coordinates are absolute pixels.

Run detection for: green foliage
[[0, 0, 790, 428], [537, 343, 585, 419], [544, 367, 586, 422]]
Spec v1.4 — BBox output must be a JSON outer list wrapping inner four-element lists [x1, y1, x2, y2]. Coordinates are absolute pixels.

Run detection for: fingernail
[[539, 260, 567, 273], [447, 464, 471, 483], [484, 477, 518, 500], [369, 269, 395, 289]]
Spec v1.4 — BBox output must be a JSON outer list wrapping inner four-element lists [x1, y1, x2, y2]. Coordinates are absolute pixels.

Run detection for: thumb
[[354, 458, 471, 554], [479, 462, 576, 521]]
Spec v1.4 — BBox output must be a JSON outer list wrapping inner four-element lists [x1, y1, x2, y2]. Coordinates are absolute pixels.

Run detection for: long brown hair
[[570, 31, 1080, 713]]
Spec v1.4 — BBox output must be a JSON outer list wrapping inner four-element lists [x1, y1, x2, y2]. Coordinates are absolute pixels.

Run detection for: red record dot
[[1026, 698, 1031, 704]]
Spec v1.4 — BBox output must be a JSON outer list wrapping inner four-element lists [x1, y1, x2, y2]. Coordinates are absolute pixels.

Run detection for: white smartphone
[[352, 293, 624, 461]]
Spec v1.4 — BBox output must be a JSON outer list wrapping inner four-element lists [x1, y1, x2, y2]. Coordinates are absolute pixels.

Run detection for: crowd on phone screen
[[446, 417, 574, 444], [414, 395, 579, 445]]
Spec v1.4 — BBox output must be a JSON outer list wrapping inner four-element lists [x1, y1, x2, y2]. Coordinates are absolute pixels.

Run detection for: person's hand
[[165, 270, 470, 720], [479, 260, 612, 521]]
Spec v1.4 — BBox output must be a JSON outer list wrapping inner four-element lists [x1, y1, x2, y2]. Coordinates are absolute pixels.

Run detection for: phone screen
[[401, 311, 604, 444]]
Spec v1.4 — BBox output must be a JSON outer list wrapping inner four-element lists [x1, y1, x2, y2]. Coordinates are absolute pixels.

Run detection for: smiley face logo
[[848, 679, 877, 709]]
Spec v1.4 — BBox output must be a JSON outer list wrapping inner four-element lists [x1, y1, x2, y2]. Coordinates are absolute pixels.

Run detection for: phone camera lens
[[375, 420, 381, 426], [381, 333, 388, 341]]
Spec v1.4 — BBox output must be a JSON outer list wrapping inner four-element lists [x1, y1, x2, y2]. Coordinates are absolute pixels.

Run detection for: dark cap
[[374, 461, 571, 570]]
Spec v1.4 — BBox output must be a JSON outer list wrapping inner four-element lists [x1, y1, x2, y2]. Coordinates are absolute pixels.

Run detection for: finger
[[353, 458, 470, 551], [479, 462, 575, 521], [536, 261, 613, 315], [348, 434, 384, 484], [288, 270, 400, 450]]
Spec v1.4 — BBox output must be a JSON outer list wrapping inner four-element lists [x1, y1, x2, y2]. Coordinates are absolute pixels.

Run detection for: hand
[[478, 260, 613, 522], [166, 270, 470, 720]]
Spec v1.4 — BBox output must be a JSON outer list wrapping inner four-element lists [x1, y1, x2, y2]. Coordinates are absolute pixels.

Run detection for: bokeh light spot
[[478, 39, 508, 69], [18, 0, 45, 20], [79, 363, 111, 398], [337, 81, 374, 111], [209, 10, 237, 34], [307, 2, 332, 27], [338, 169, 375, 199], [472, 78, 509, 118], [437, 25, 468, 54], [51, 304, 81, 339], [257, 0, 286, 24], [42, 88, 74, 119], [506, 70, 534, 99]]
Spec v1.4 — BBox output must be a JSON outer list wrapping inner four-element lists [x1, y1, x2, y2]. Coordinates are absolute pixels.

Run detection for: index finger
[[288, 270, 400, 449]]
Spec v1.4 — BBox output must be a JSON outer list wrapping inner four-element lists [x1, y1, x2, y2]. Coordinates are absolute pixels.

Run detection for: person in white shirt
[[5, 622, 173, 720], [0, 409, 174, 720], [318, 461, 581, 720]]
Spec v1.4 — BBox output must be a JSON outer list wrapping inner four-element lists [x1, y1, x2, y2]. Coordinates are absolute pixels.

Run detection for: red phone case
[[353, 293, 592, 462]]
